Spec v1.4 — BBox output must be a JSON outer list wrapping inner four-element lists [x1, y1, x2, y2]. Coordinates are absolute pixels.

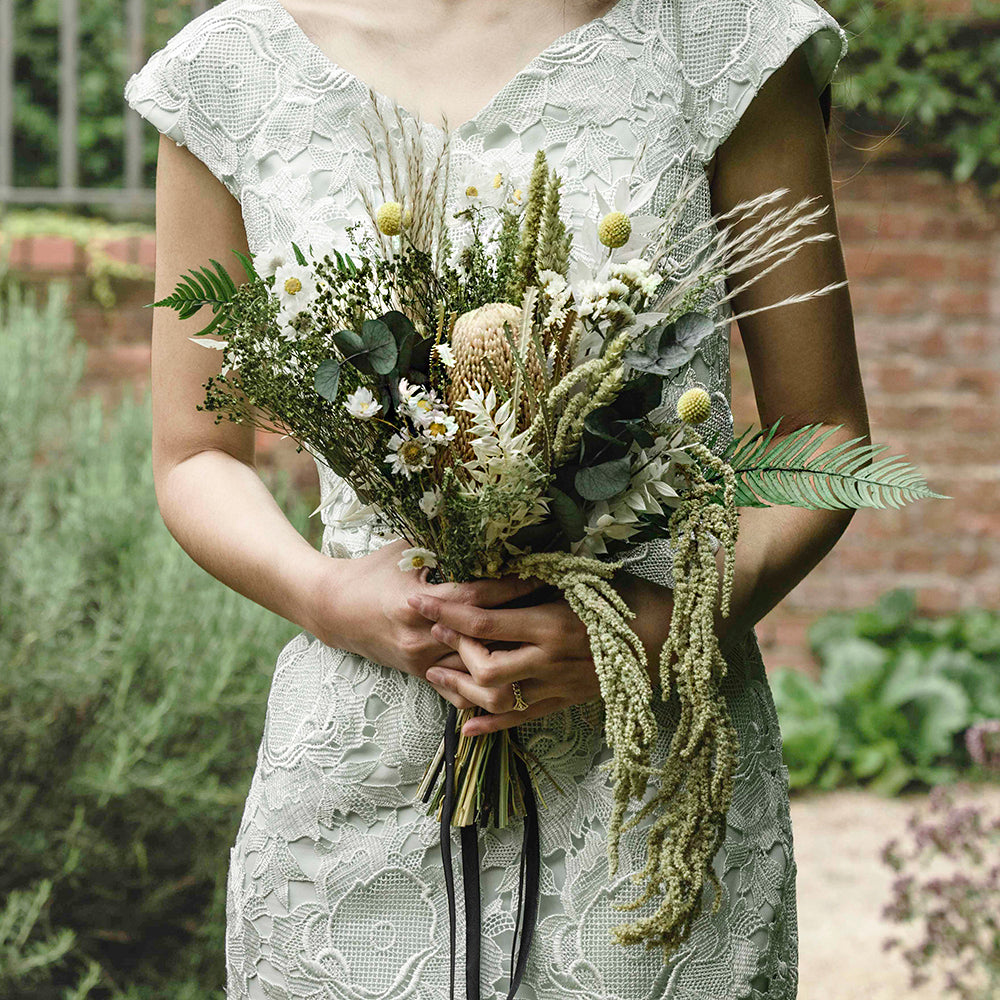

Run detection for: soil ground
[[791, 783, 1000, 1000]]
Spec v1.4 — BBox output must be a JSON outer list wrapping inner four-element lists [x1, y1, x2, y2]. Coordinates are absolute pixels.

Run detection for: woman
[[124, 0, 865, 996]]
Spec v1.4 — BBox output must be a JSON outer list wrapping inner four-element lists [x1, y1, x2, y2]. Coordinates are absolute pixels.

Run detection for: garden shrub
[[772, 588, 1000, 795], [0, 280, 318, 999]]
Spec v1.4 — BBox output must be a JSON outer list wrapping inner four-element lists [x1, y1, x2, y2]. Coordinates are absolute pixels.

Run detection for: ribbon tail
[[441, 705, 459, 1000], [461, 822, 481, 1000], [507, 744, 541, 997]]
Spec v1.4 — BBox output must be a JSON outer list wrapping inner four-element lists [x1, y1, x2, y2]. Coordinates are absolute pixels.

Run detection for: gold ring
[[511, 680, 529, 712]]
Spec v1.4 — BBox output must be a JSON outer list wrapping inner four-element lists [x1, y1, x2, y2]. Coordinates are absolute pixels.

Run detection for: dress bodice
[[124, 0, 847, 577]]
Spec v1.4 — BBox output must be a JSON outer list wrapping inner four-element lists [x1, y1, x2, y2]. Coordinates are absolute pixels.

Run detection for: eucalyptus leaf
[[550, 488, 586, 542], [314, 359, 341, 402], [361, 319, 398, 375], [575, 457, 631, 501]]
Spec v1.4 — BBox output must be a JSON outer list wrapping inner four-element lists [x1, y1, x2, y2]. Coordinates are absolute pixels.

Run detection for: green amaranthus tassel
[[502, 428, 743, 960]]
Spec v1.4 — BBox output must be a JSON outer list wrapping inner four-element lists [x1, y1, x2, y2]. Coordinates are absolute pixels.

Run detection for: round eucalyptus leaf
[[361, 319, 398, 375], [575, 456, 632, 501], [550, 488, 586, 542], [314, 358, 341, 402]]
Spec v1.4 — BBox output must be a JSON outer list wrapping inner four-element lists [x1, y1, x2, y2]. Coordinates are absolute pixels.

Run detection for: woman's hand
[[408, 567, 746, 737], [307, 538, 546, 681], [407, 580, 673, 737]]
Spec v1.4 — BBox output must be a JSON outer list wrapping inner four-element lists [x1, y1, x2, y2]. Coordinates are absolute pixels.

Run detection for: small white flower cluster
[[455, 163, 526, 213], [383, 378, 459, 480]]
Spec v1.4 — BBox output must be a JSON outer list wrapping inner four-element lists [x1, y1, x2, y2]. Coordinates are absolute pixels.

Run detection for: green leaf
[[231, 248, 259, 283], [381, 311, 416, 372], [727, 421, 951, 510], [361, 319, 398, 375], [314, 359, 341, 402], [550, 488, 586, 542], [575, 457, 631, 501], [291, 241, 307, 265]]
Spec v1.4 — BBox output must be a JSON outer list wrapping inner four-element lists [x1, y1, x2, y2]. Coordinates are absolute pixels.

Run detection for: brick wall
[[4, 138, 998, 676]]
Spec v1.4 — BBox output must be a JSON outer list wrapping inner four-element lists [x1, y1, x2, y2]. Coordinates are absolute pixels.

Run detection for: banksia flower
[[677, 387, 712, 424], [445, 301, 544, 458]]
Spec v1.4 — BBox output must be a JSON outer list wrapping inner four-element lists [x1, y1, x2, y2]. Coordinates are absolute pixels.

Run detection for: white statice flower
[[252, 243, 289, 279], [419, 489, 443, 517], [612, 258, 664, 297], [273, 261, 319, 313], [419, 410, 459, 445], [343, 386, 381, 420], [397, 547, 438, 572], [433, 342, 456, 368], [384, 429, 432, 477]]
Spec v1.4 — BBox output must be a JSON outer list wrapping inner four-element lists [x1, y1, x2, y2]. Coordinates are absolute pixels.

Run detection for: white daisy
[[419, 489, 443, 517], [384, 429, 432, 477], [397, 547, 438, 572], [273, 261, 319, 312], [593, 174, 664, 258], [275, 305, 311, 341], [343, 386, 382, 420], [252, 243, 289, 279], [420, 410, 459, 444], [396, 377, 422, 406], [456, 163, 508, 211]]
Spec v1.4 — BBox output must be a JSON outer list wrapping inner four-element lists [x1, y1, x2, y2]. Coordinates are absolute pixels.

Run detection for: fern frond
[[725, 421, 950, 510], [150, 258, 240, 335]]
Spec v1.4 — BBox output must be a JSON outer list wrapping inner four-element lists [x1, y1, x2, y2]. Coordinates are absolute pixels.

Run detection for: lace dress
[[124, 0, 847, 996]]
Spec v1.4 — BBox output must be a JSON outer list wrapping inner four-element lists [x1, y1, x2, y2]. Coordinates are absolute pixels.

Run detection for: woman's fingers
[[408, 593, 542, 644], [462, 697, 567, 736], [421, 573, 547, 609]]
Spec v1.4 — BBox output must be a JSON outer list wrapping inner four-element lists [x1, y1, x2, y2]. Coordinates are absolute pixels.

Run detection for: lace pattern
[[124, 0, 847, 995]]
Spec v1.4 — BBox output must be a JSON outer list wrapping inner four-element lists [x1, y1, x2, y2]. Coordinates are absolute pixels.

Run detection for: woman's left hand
[[406, 589, 602, 736]]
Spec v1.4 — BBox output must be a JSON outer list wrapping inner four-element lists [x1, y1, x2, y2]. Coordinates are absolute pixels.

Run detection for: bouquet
[[153, 93, 946, 968]]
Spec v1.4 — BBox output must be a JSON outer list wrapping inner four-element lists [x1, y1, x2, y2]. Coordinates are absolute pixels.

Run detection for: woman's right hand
[[306, 537, 545, 682]]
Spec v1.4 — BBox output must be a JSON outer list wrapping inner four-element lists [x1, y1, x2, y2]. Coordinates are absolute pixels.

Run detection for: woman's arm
[[149, 133, 331, 634], [149, 134, 538, 676], [699, 44, 871, 648]]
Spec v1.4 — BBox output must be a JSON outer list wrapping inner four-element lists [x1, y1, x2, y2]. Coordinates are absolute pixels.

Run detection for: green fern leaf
[[726, 421, 950, 510]]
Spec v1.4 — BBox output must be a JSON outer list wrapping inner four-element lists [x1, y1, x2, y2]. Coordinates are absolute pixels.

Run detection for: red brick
[[932, 285, 990, 318], [31, 235, 78, 271]]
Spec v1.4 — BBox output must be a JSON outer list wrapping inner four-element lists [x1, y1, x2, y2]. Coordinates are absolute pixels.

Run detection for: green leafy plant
[[828, 0, 1000, 195], [772, 589, 1000, 794], [0, 278, 317, 999]]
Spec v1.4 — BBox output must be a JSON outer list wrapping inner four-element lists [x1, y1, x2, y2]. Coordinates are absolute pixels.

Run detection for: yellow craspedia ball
[[376, 201, 404, 235], [677, 387, 712, 424], [598, 210, 631, 248]]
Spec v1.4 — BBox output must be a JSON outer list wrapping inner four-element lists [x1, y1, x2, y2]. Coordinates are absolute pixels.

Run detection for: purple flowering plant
[[880, 720, 1000, 998]]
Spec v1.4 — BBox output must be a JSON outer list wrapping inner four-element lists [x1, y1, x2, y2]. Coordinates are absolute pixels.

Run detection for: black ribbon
[[438, 704, 540, 1000]]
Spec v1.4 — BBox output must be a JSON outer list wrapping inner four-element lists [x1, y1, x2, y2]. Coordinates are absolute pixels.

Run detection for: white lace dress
[[124, 1, 847, 996]]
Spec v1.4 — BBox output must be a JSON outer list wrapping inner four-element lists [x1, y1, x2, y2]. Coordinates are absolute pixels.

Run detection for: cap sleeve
[[123, 3, 253, 203], [681, 0, 849, 164]]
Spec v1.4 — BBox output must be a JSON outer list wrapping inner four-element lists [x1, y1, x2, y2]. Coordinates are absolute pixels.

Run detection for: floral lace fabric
[[124, 0, 847, 996]]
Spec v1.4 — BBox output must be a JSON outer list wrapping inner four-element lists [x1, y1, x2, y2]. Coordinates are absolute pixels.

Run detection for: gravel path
[[791, 784, 1000, 1000]]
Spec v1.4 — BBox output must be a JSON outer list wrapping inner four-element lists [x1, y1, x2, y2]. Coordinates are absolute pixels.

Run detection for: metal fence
[[0, 0, 208, 211]]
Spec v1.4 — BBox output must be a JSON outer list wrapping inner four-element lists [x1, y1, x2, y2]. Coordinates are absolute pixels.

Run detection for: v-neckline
[[264, 0, 631, 135]]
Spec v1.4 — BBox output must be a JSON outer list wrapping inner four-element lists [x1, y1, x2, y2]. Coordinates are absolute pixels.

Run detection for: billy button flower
[[375, 200, 413, 235], [677, 386, 712, 424]]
